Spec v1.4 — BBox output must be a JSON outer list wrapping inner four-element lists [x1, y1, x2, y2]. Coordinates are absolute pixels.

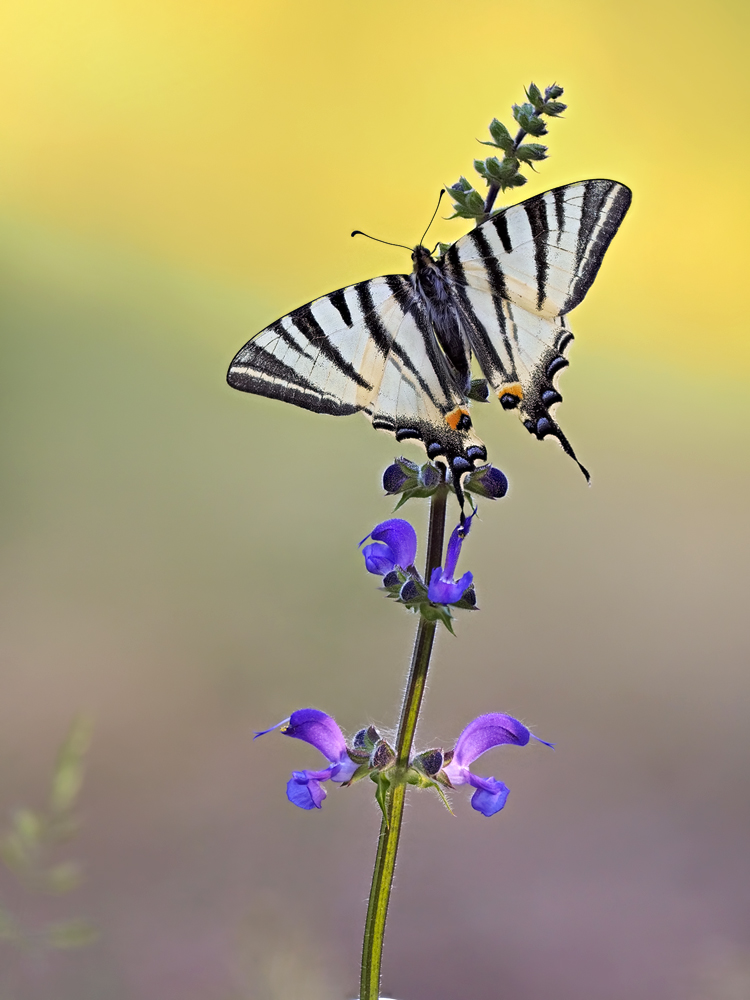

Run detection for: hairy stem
[[359, 485, 448, 1000]]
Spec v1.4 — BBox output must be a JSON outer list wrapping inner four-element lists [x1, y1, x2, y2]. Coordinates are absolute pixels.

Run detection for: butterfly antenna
[[419, 189, 445, 247], [351, 231, 412, 252]]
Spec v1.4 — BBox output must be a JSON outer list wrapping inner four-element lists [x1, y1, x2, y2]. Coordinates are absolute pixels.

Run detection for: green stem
[[359, 484, 448, 1000]]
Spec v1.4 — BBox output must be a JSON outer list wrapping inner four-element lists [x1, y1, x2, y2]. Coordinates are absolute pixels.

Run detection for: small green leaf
[[374, 772, 391, 825], [50, 717, 93, 815], [525, 82, 544, 110], [13, 809, 43, 846], [47, 918, 98, 950], [44, 861, 81, 894], [1, 832, 31, 874]]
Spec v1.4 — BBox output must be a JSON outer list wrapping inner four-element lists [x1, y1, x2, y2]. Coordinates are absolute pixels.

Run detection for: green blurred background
[[0, 1, 748, 997]]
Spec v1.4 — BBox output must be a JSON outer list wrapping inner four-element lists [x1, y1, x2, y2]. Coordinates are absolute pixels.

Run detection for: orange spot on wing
[[445, 406, 470, 430], [497, 382, 523, 401]]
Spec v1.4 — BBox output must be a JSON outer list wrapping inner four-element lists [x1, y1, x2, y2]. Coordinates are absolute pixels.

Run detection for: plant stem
[[359, 485, 448, 1000], [481, 112, 543, 222]]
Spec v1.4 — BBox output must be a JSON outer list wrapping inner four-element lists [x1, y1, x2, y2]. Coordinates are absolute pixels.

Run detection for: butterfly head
[[410, 245, 435, 269]]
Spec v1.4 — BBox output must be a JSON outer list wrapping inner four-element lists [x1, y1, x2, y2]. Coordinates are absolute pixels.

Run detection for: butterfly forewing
[[227, 275, 484, 464]]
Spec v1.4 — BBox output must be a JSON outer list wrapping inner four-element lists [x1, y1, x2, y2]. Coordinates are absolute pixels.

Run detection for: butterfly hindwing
[[443, 179, 631, 471]]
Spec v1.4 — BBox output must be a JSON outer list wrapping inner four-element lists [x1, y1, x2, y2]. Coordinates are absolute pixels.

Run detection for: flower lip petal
[[282, 708, 348, 763], [361, 542, 397, 576], [451, 712, 531, 767], [368, 519, 417, 569], [286, 773, 327, 810], [468, 773, 509, 816]]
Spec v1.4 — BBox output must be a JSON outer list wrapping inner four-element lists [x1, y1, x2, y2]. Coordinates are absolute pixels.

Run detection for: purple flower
[[465, 464, 509, 500], [427, 511, 476, 604], [444, 713, 550, 817], [360, 519, 417, 576], [255, 708, 357, 810]]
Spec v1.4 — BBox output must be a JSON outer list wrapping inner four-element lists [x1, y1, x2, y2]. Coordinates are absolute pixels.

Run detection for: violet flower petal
[[281, 708, 348, 763], [467, 773, 510, 816], [369, 519, 417, 569], [443, 510, 476, 578], [451, 713, 531, 768], [427, 568, 473, 605], [286, 770, 329, 810], [361, 542, 397, 576]]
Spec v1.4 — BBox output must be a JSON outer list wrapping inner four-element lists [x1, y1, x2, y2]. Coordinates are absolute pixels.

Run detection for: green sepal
[[419, 602, 455, 634], [512, 103, 548, 136], [474, 156, 520, 188], [486, 118, 514, 152], [392, 485, 440, 511], [450, 585, 478, 611], [432, 782, 455, 815], [346, 746, 371, 765], [432, 768, 454, 790], [373, 771, 391, 825], [525, 82, 544, 110], [341, 760, 374, 786], [543, 100, 567, 116], [412, 748, 444, 776], [545, 83, 564, 100], [446, 178, 486, 219], [515, 143, 548, 163]]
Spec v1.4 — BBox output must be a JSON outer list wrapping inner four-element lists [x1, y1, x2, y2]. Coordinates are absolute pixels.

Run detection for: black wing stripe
[[467, 229, 508, 298], [327, 288, 353, 328], [229, 347, 360, 416], [266, 320, 316, 360], [289, 306, 373, 391], [492, 212, 513, 253], [524, 197, 550, 311], [381, 276, 446, 404], [565, 181, 632, 312], [553, 187, 566, 234], [355, 281, 394, 357]]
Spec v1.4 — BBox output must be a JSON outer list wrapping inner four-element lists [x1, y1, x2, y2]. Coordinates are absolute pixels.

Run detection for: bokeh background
[[1, 1, 749, 998]]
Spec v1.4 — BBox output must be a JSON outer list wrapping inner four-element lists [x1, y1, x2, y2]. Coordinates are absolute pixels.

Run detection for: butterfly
[[227, 179, 631, 488]]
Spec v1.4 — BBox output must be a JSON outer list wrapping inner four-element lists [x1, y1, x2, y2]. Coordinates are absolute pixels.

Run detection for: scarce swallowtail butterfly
[[227, 179, 631, 485]]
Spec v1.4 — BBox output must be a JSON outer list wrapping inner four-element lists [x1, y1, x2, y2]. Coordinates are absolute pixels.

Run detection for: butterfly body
[[228, 179, 631, 483]]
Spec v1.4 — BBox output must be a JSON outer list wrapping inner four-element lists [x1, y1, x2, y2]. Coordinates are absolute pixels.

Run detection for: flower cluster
[[382, 458, 508, 509], [256, 708, 551, 817], [360, 513, 479, 630]]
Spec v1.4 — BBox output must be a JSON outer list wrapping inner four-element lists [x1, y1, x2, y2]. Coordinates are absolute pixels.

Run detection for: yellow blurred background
[[0, 1, 748, 998]]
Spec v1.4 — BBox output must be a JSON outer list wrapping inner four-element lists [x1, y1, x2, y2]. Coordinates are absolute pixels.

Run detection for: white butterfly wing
[[444, 179, 632, 472], [227, 275, 486, 468]]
